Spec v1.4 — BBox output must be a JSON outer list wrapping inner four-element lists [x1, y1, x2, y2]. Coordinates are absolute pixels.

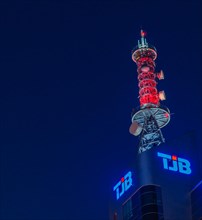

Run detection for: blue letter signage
[[157, 152, 191, 175], [113, 171, 133, 200]]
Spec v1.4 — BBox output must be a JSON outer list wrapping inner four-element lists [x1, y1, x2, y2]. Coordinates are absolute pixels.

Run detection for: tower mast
[[129, 30, 170, 153]]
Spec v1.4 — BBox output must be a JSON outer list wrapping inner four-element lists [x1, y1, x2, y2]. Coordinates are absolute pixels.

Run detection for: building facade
[[122, 185, 164, 220], [110, 132, 201, 220]]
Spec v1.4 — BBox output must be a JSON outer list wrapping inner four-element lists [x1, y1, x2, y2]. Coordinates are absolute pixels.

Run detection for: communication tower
[[129, 30, 170, 153]]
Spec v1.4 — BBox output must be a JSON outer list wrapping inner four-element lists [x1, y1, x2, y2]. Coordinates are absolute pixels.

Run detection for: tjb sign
[[113, 152, 191, 200], [157, 152, 192, 175], [113, 171, 133, 200]]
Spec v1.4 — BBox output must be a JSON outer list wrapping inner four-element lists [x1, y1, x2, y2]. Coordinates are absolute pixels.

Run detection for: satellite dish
[[159, 90, 166, 101], [157, 70, 164, 80], [129, 121, 142, 136]]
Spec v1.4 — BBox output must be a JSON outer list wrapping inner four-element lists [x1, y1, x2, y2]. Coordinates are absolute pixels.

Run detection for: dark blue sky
[[0, 0, 202, 219]]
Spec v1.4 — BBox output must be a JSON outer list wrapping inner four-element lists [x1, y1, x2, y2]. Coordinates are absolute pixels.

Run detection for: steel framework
[[129, 30, 170, 153]]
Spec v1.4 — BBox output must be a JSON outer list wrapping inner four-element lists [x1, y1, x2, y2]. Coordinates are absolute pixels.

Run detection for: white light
[[129, 121, 142, 136], [141, 66, 150, 73], [159, 90, 166, 101]]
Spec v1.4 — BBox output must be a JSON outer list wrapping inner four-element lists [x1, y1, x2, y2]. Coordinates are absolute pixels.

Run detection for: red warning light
[[164, 113, 169, 118], [172, 155, 178, 161], [141, 30, 146, 37], [121, 177, 125, 182]]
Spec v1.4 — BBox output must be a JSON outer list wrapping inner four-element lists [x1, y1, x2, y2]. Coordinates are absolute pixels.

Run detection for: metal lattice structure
[[129, 30, 170, 153]]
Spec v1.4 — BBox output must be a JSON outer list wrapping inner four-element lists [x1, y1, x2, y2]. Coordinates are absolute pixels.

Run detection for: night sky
[[0, 0, 202, 219]]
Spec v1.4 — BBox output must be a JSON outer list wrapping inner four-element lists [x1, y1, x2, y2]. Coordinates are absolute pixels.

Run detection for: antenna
[[130, 30, 170, 153]]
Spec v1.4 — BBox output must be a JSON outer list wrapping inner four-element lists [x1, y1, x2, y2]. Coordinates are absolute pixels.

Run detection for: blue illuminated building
[[110, 133, 202, 220]]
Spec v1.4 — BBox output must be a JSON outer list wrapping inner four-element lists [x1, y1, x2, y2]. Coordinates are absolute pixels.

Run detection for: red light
[[164, 113, 169, 118], [172, 155, 177, 160], [141, 30, 146, 37], [121, 177, 125, 182]]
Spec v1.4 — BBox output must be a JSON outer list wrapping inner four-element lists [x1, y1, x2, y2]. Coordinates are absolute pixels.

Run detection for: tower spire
[[137, 29, 148, 49]]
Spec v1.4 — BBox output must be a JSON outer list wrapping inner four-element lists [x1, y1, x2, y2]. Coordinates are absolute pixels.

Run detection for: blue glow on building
[[113, 171, 133, 200]]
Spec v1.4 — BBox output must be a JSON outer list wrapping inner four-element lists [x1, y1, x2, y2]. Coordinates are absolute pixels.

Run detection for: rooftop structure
[[129, 30, 170, 153]]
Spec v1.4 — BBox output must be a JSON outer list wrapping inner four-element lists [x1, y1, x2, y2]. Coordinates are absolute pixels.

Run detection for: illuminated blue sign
[[113, 171, 133, 200], [157, 152, 192, 175]]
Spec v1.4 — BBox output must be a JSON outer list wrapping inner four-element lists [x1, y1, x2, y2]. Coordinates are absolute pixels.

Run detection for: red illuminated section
[[121, 177, 125, 182], [132, 30, 159, 108], [137, 52, 159, 107]]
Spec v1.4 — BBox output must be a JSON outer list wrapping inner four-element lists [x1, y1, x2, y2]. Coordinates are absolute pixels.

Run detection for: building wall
[[110, 131, 201, 220], [190, 181, 202, 220]]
